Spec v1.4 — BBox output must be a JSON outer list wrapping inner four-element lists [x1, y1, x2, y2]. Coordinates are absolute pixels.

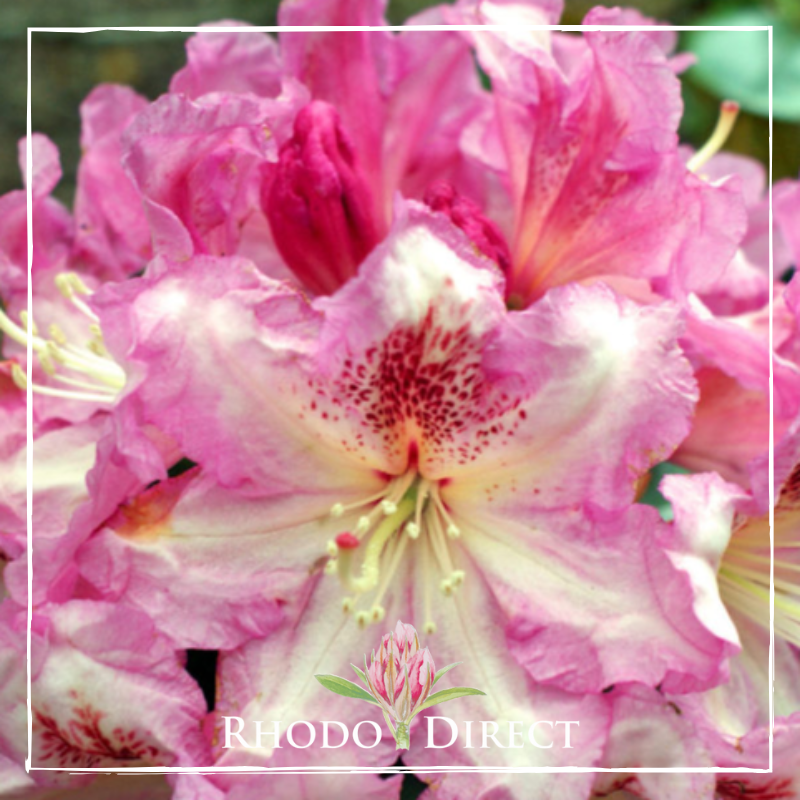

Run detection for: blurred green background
[[1, 0, 798, 203]]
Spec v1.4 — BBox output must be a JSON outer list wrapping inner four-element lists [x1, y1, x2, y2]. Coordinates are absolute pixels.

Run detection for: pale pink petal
[[383, 13, 485, 213], [775, 177, 800, 271], [715, 717, 800, 791], [76, 469, 338, 649], [4, 417, 105, 606], [91, 253, 385, 490], [737, 178, 800, 276], [583, 6, 696, 73], [699, 151, 766, 209], [443, 283, 696, 505], [72, 84, 151, 281], [0, 136, 73, 304], [0, 367, 27, 559], [170, 22, 283, 99], [405, 567, 609, 799], [122, 87, 307, 272], [591, 685, 715, 799], [212, 575, 404, 774], [0, 599, 210, 786], [674, 368, 772, 486], [20, 133, 62, 201], [455, 501, 739, 694], [677, 295, 800, 484]]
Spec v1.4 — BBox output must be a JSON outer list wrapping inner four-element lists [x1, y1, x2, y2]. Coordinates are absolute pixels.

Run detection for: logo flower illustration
[[315, 620, 484, 749]]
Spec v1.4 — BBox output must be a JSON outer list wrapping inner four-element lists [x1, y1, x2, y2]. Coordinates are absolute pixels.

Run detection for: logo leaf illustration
[[351, 663, 369, 687], [315, 674, 380, 704], [414, 687, 486, 715], [432, 661, 462, 685]]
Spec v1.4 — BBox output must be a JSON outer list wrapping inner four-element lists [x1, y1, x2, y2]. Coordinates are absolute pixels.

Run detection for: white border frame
[[25, 21, 775, 778]]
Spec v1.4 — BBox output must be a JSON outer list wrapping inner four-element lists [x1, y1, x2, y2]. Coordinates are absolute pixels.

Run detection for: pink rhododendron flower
[[79, 203, 735, 695], [1, 0, 797, 796]]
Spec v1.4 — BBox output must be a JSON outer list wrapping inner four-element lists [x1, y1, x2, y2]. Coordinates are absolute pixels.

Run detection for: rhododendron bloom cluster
[[1, 1, 799, 799]]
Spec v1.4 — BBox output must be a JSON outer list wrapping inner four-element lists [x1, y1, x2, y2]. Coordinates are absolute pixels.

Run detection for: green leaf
[[351, 664, 369, 687], [432, 662, 462, 686], [314, 674, 379, 704], [683, 7, 800, 122], [415, 687, 486, 714]]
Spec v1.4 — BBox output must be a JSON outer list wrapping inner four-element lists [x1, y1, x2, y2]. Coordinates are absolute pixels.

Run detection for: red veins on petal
[[34, 703, 163, 768]]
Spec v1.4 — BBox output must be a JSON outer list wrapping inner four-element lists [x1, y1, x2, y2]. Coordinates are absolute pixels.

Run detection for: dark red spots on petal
[[302, 301, 528, 467]]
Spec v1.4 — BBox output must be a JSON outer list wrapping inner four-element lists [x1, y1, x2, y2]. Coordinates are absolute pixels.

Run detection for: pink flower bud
[[365, 621, 435, 725], [424, 182, 511, 278], [263, 100, 382, 295]]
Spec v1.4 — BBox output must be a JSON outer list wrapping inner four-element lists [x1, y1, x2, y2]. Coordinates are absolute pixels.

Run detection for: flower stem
[[394, 722, 410, 750]]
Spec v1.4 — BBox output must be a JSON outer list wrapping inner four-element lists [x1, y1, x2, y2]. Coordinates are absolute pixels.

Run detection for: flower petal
[[456, 500, 739, 694], [72, 85, 151, 281], [170, 23, 283, 100], [404, 565, 609, 798]]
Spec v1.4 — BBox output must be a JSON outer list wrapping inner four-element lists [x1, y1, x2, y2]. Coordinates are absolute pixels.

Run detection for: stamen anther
[[405, 522, 420, 539], [324, 559, 338, 575], [330, 502, 345, 518], [371, 605, 386, 623], [451, 569, 465, 587], [440, 579, 454, 597], [355, 610, 370, 629], [326, 539, 339, 557], [356, 516, 371, 534], [381, 500, 398, 515], [424, 621, 437, 635], [48, 324, 67, 345], [342, 597, 355, 613], [446, 524, 460, 539]]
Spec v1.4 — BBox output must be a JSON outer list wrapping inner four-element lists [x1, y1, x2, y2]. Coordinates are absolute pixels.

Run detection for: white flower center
[[323, 471, 464, 634]]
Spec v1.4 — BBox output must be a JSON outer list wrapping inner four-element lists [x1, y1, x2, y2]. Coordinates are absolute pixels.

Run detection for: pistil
[[687, 100, 740, 173]]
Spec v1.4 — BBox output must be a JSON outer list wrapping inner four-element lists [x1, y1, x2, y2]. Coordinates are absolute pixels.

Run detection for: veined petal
[[455, 501, 738, 694], [92, 253, 384, 490], [714, 716, 800, 790], [213, 574, 402, 772], [460, 11, 745, 305], [444, 282, 696, 506], [76, 468, 368, 649], [0, 599, 211, 780], [404, 565, 609, 799]]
